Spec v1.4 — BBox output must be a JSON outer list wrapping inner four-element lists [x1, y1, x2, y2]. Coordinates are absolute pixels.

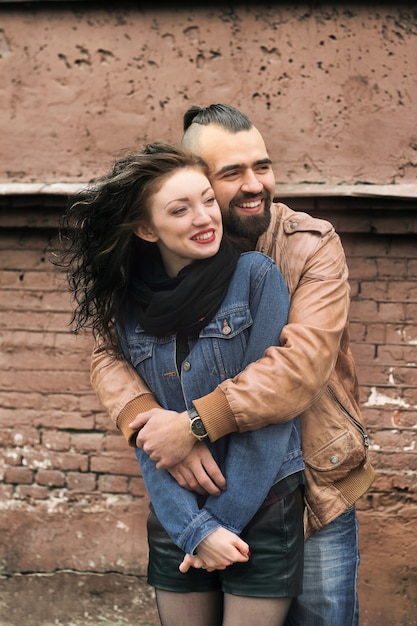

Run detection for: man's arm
[[91, 342, 227, 493], [195, 228, 349, 439], [92, 227, 348, 450], [90, 340, 161, 445]]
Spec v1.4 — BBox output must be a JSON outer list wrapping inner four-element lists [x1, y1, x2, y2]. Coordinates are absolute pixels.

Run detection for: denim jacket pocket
[[196, 306, 253, 380], [199, 306, 253, 339], [125, 329, 176, 395]]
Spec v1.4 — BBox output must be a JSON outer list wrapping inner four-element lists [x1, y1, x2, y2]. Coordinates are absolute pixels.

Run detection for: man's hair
[[183, 104, 253, 133]]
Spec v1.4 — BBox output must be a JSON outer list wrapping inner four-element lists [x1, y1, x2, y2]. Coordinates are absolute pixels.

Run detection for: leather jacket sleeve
[[90, 339, 161, 444], [194, 216, 350, 440]]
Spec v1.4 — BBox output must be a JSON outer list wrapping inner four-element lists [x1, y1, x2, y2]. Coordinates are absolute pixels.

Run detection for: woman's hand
[[169, 442, 227, 496], [179, 527, 250, 573]]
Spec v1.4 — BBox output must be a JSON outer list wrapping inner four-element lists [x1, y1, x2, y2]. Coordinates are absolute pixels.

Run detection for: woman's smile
[[136, 168, 223, 277]]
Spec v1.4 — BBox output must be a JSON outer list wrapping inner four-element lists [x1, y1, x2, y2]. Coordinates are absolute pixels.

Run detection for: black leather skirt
[[147, 485, 304, 598]]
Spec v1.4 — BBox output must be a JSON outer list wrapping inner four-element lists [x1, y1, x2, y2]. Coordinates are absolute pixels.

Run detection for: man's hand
[[168, 442, 227, 496], [179, 527, 250, 573], [130, 408, 195, 469]]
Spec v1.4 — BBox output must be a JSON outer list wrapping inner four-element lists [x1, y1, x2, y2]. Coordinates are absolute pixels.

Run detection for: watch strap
[[188, 406, 208, 440]]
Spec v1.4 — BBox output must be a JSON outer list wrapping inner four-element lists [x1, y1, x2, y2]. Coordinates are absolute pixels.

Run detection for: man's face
[[195, 125, 276, 239]]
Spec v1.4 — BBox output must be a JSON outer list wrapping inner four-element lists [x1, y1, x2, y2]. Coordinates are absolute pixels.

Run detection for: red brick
[[385, 281, 417, 301], [349, 299, 378, 320], [22, 449, 89, 472], [3, 449, 23, 466], [90, 453, 139, 477], [0, 310, 69, 333], [4, 467, 34, 484], [359, 384, 409, 406], [362, 407, 416, 430], [350, 343, 376, 363], [129, 476, 147, 498], [0, 484, 14, 499], [377, 257, 408, 278], [385, 323, 416, 345], [102, 434, 129, 452], [370, 450, 415, 472], [371, 430, 416, 451], [15, 485, 50, 500], [348, 279, 359, 298], [71, 433, 104, 452], [402, 387, 417, 406], [95, 413, 118, 432], [405, 302, 417, 322], [346, 258, 378, 279], [42, 431, 71, 452], [1, 369, 94, 394], [356, 364, 396, 385], [377, 344, 417, 363], [359, 280, 388, 300], [349, 322, 366, 342], [378, 302, 407, 322], [98, 474, 129, 493], [1, 346, 91, 372], [389, 239, 417, 256], [66, 472, 97, 492], [0, 428, 37, 448], [36, 469, 66, 487]]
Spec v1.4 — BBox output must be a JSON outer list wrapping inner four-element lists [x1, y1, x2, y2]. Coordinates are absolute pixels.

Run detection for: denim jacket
[[116, 252, 304, 555]]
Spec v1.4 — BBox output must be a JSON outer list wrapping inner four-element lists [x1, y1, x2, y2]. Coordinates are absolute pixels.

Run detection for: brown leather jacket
[[90, 202, 375, 537]]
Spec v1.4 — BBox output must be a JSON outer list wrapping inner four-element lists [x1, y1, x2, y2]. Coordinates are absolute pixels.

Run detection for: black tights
[[155, 589, 292, 626]]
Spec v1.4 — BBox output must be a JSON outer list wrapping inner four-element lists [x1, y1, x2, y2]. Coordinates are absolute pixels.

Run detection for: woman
[[57, 142, 305, 626]]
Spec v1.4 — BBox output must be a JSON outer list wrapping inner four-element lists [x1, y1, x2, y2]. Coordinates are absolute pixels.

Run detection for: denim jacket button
[[183, 361, 191, 371]]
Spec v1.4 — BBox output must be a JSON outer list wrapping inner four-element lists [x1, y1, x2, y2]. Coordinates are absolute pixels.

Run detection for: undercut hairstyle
[[183, 104, 253, 133], [53, 142, 209, 352]]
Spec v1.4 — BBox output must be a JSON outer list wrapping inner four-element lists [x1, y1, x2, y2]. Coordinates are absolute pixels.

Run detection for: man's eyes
[[222, 166, 271, 179]]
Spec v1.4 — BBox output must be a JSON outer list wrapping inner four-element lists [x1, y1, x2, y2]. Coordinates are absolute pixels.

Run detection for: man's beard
[[222, 194, 272, 241]]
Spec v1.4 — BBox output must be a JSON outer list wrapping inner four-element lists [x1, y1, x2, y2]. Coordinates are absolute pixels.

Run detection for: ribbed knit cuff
[[334, 461, 376, 505], [117, 394, 161, 446], [193, 388, 238, 442]]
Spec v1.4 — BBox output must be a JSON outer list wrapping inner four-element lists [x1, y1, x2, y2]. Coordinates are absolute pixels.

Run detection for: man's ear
[[133, 223, 159, 243]]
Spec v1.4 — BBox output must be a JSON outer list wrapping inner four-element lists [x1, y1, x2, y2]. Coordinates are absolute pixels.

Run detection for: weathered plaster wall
[[0, 2, 416, 185]]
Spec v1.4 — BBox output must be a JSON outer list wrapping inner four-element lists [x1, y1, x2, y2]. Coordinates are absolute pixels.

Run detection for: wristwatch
[[188, 406, 208, 440]]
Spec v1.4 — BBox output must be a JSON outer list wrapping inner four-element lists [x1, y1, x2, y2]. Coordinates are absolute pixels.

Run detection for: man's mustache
[[232, 190, 270, 204]]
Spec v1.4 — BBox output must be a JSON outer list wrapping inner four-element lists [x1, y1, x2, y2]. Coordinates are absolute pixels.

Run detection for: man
[[91, 104, 375, 625]]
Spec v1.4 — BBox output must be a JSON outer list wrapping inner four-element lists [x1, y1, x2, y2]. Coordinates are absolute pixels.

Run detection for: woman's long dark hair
[[54, 142, 209, 352]]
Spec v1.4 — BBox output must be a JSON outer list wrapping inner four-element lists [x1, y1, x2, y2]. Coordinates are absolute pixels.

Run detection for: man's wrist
[[188, 405, 208, 441]]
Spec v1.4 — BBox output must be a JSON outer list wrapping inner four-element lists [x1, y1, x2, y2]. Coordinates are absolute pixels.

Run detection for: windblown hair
[[183, 104, 253, 133], [55, 142, 209, 352]]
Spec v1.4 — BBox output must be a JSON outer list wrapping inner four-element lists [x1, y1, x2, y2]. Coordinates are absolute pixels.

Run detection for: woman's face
[[135, 167, 223, 277]]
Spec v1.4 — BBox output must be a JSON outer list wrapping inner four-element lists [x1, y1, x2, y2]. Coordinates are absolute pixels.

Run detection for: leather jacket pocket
[[301, 387, 368, 486]]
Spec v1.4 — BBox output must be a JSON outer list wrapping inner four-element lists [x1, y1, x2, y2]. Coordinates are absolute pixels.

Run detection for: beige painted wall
[[0, 2, 416, 186]]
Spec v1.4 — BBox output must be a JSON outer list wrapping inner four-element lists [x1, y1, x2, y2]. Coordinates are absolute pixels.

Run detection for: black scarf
[[128, 239, 240, 337]]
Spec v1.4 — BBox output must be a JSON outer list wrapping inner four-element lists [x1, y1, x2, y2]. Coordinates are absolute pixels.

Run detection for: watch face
[[191, 418, 206, 436]]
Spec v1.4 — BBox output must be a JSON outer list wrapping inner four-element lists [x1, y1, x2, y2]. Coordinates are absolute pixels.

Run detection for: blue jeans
[[285, 506, 359, 626]]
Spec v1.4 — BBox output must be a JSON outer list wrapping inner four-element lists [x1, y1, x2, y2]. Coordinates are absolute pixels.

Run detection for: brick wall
[[1, 194, 416, 624], [0, 196, 150, 576]]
